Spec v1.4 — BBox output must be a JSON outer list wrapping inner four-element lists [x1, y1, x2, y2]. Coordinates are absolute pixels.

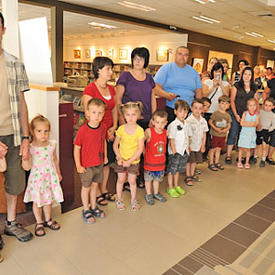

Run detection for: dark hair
[[131, 47, 150, 68], [238, 59, 249, 68], [201, 97, 211, 105], [264, 97, 275, 106], [191, 98, 204, 107], [218, 95, 230, 103], [87, 98, 106, 110], [175, 99, 189, 111], [235, 66, 256, 92], [219, 58, 229, 66], [266, 67, 273, 72], [210, 62, 224, 80], [92, 56, 114, 79], [0, 12, 4, 27], [152, 110, 168, 120]]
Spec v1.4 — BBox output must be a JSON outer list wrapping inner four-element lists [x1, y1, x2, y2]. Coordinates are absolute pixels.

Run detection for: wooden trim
[[29, 83, 60, 91]]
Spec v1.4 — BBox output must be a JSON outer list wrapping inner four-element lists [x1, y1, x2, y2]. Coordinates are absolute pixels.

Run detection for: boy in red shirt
[[74, 98, 107, 223], [144, 110, 168, 205]]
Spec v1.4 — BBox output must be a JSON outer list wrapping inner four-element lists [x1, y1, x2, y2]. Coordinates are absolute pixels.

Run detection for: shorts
[[187, 151, 203, 164], [256, 130, 271, 145], [0, 135, 25, 195], [79, 165, 103, 187], [211, 136, 226, 149], [144, 170, 165, 182], [114, 163, 139, 175], [270, 130, 275, 147], [167, 153, 188, 175]]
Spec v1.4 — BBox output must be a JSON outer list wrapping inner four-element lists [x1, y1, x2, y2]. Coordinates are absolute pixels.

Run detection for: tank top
[[144, 128, 167, 171]]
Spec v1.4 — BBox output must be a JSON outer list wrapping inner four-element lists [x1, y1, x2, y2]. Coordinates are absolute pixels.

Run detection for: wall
[[63, 32, 188, 65]]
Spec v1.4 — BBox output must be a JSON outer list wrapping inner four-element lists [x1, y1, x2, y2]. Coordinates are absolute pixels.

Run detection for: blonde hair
[[30, 115, 51, 141], [119, 101, 143, 117], [247, 98, 257, 106]]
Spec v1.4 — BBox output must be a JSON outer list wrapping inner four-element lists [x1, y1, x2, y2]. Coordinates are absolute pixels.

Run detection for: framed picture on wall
[[119, 49, 128, 60], [107, 48, 114, 59], [192, 58, 204, 73], [267, 60, 274, 69], [156, 49, 169, 62], [95, 50, 103, 57], [84, 49, 91, 59], [74, 49, 81, 59]]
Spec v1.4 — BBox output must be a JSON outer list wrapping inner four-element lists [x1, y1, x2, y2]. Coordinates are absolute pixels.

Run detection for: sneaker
[[145, 194, 155, 205], [4, 221, 33, 242], [167, 187, 180, 198], [249, 156, 258, 165], [266, 158, 275, 165], [259, 160, 265, 168], [175, 186, 185, 195], [0, 235, 4, 250], [153, 192, 167, 203]]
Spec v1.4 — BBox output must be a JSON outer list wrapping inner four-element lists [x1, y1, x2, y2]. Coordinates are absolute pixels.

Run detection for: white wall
[[64, 32, 188, 64]]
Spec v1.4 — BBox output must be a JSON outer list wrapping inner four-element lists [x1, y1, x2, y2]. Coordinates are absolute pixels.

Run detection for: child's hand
[[107, 127, 116, 141], [117, 157, 123, 166], [58, 173, 63, 182], [257, 124, 262, 131], [76, 165, 87, 174], [0, 141, 8, 158], [200, 145, 206, 153], [122, 160, 131, 167], [104, 157, 108, 165], [188, 146, 192, 153], [235, 115, 241, 123]]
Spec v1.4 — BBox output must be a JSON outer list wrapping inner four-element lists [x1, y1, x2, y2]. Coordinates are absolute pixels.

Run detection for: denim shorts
[[144, 170, 165, 182]]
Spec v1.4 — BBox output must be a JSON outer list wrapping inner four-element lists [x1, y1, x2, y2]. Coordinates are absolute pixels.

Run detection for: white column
[[2, 0, 19, 58]]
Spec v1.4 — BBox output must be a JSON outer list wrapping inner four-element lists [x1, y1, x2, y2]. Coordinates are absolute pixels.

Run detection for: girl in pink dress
[[24, 115, 63, 237]]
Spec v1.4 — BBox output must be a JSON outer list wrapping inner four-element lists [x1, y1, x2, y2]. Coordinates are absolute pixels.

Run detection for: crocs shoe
[[145, 194, 155, 205], [167, 187, 180, 198], [175, 186, 185, 195]]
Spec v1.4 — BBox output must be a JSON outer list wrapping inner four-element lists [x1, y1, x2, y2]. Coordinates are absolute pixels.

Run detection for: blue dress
[[238, 111, 257, 148]]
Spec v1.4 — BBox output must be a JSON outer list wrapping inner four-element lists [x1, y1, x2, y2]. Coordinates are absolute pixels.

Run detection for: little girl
[[24, 115, 64, 237], [237, 98, 259, 169], [113, 102, 144, 211]]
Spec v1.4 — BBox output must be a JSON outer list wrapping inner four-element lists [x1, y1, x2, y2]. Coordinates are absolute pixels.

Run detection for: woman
[[232, 59, 249, 84], [219, 58, 230, 82], [116, 47, 157, 188], [254, 65, 261, 80], [225, 67, 258, 164], [201, 57, 218, 81], [82, 56, 117, 205], [202, 62, 230, 114]]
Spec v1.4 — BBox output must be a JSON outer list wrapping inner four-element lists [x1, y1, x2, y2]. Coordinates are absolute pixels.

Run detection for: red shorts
[[211, 136, 226, 149]]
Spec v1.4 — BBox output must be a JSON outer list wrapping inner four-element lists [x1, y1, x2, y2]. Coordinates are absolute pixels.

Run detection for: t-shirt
[[167, 118, 189, 156], [83, 82, 115, 130], [154, 62, 202, 108], [117, 71, 155, 122], [210, 110, 232, 137], [74, 123, 106, 168], [259, 109, 275, 132], [267, 78, 275, 100], [203, 79, 230, 113], [186, 114, 209, 152], [0, 53, 13, 135], [116, 124, 144, 164]]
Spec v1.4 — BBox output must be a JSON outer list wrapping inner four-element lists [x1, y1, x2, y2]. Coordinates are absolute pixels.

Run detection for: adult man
[[154, 46, 202, 124], [0, 12, 33, 253]]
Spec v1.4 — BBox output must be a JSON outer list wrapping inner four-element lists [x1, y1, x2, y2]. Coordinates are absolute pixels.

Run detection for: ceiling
[[1, 0, 275, 50]]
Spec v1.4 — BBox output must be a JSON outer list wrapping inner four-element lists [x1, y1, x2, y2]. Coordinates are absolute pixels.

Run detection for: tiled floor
[[0, 156, 275, 275]]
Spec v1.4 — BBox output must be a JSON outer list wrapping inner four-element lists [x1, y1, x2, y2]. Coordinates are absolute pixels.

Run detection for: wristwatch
[[21, 136, 30, 140]]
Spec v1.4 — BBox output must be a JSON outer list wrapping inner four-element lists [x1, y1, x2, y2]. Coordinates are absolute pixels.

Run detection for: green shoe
[[167, 187, 180, 198], [175, 186, 185, 195]]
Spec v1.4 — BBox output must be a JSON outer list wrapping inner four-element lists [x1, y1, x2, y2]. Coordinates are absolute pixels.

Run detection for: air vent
[[259, 13, 273, 17], [248, 10, 273, 17]]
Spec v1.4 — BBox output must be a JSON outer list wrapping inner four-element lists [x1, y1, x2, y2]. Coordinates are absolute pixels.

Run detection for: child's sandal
[[215, 163, 224, 170], [96, 194, 108, 206], [244, 163, 250, 169], [44, 218, 60, 231], [208, 164, 218, 171], [102, 192, 115, 202], [82, 210, 95, 224], [90, 206, 105, 218], [184, 177, 194, 186], [115, 199, 126, 210], [131, 200, 141, 211], [35, 223, 46, 237], [237, 162, 243, 168]]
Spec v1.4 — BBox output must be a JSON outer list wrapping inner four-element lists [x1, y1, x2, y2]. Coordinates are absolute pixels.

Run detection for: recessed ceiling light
[[194, 0, 216, 4], [118, 1, 156, 12], [88, 22, 117, 29], [194, 0, 206, 4], [245, 31, 264, 38], [267, 39, 275, 44], [199, 15, 220, 23], [192, 16, 213, 24]]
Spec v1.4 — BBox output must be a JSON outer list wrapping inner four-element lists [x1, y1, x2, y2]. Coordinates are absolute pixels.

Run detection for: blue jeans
[[227, 111, 241, 146]]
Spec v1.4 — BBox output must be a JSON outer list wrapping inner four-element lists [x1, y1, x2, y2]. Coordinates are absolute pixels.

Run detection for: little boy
[[144, 110, 168, 205], [208, 95, 231, 171], [74, 98, 107, 223], [254, 97, 275, 167], [167, 100, 190, 198], [185, 99, 209, 186]]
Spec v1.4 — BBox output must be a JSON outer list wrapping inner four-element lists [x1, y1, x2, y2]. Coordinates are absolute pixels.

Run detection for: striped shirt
[[3, 50, 29, 146]]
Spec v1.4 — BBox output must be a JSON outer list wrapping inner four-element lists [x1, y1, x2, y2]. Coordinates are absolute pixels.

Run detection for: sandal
[[90, 206, 105, 218], [131, 200, 141, 211], [115, 199, 126, 210], [191, 175, 201, 182], [184, 177, 194, 186], [244, 163, 250, 169], [225, 156, 232, 164], [215, 163, 224, 170], [44, 219, 61, 230], [237, 162, 243, 168], [82, 210, 95, 224], [102, 192, 115, 202], [35, 223, 46, 237], [0, 254, 3, 263], [208, 164, 218, 171], [96, 194, 108, 206]]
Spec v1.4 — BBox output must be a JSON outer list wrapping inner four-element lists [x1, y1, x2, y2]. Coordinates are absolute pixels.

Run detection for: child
[[144, 110, 168, 205], [208, 96, 232, 171], [113, 102, 144, 211], [167, 100, 189, 197], [254, 97, 275, 167], [23, 115, 63, 237], [74, 98, 107, 223], [185, 99, 209, 186], [237, 98, 259, 169]]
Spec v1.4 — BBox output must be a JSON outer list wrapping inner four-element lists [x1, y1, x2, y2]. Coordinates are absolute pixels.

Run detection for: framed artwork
[[107, 48, 114, 59], [84, 49, 91, 59], [267, 60, 274, 69], [192, 58, 204, 73], [119, 49, 128, 60], [74, 49, 81, 59], [95, 50, 102, 57], [156, 49, 169, 62]]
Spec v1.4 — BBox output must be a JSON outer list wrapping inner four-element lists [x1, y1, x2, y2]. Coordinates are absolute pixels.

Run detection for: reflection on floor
[[1, 156, 275, 275]]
